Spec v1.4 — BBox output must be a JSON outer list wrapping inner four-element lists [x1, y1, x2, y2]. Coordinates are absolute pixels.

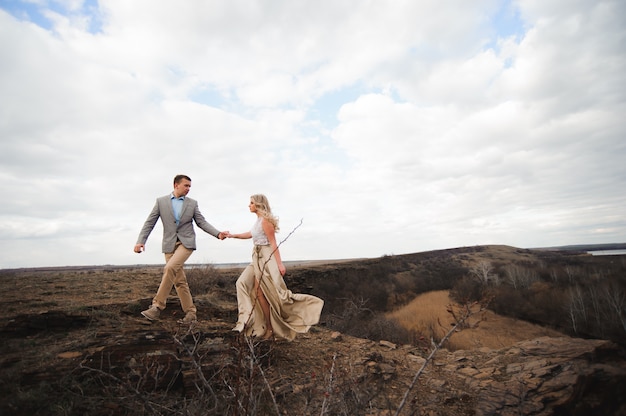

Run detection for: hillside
[[1, 245, 625, 415]]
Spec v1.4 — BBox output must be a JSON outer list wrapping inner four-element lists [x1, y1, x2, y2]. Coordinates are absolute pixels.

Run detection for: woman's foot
[[262, 328, 274, 340]]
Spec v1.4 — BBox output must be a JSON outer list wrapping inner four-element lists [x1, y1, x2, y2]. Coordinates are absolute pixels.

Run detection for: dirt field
[[1, 247, 624, 415], [0, 264, 481, 415]]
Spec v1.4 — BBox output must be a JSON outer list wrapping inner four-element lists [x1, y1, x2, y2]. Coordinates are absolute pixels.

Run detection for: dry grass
[[387, 290, 565, 351]]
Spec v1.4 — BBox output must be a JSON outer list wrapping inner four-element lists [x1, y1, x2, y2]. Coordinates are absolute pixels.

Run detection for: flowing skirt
[[233, 245, 324, 340]]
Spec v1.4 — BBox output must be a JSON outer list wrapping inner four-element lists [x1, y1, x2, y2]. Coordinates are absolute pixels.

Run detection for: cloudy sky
[[0, 0, 624, 269]]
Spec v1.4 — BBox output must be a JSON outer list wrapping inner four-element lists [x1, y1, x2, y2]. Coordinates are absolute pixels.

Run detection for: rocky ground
[[1, 260, 626, 415]]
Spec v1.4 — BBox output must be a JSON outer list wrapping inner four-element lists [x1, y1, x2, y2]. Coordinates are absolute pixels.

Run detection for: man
[[134, 174, 227, 324]]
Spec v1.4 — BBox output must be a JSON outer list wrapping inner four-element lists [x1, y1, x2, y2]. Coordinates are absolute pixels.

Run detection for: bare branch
[[320, 353, 338, 415]]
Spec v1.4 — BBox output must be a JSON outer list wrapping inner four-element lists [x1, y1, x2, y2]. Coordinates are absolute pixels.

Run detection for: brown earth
[[1, 248, 625, 415], [388, 290, 566, 351]]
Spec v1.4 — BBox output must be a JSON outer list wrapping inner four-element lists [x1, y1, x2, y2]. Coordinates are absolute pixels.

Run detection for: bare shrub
[[575, 280, 626, 342], [469, 261, 498, 286], [489, 286, 526, 319], [450, 276, 485, 303], [186, 264, 231, 295], [362, 314, 416, 345], [564, 265, 584, 284], [527, 282, 567, 327], [602, 281, 626, 334], [75, 323, 291, 416], [329, 297, 374, 336], [504, 265, 538, 289], [567, 285, 587, 334]]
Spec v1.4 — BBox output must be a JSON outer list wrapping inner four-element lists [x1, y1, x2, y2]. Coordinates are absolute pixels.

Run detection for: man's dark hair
[[174, 174, 192, 185]]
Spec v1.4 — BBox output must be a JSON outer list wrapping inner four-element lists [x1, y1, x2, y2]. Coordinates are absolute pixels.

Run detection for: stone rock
[[57, 351, 82, 359], [330, 331, 342, 341], [379, 340, 397, 349], [449, 337, 626, 416]]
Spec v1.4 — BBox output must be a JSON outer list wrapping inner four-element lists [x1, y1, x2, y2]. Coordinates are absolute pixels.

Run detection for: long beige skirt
[[234, 245, 324, 341]]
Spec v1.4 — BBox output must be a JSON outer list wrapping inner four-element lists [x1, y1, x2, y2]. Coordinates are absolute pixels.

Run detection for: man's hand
[[134, 244, 145, 253], [218, 231, 230, 240]]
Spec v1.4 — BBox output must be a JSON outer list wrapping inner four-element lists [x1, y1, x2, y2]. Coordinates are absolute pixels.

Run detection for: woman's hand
[[278, 263, 286, 276]]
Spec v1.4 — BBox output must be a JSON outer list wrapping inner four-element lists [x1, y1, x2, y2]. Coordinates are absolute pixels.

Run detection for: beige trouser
[[152, 242, 196, 313]]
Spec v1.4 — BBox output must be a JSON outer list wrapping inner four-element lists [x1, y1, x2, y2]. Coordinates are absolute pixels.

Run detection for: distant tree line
[[449, 254, 626, 345]]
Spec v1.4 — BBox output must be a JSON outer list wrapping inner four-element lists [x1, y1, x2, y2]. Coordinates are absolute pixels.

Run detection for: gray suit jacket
[[136, 195, 221, 253]]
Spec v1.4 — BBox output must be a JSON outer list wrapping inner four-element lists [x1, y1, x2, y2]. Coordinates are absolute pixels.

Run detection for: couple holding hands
[[133, 174, 323, 341]]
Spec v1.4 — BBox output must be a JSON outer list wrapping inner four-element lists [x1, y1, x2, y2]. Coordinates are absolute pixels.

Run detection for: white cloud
[[0, 0, 624, 268]]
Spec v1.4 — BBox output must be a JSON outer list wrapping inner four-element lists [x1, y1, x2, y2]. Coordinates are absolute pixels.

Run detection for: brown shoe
[[178, 312, 197, 324], [141, 305, 160, 321]]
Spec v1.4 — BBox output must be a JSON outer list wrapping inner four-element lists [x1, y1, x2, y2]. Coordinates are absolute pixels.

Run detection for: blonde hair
[[251, 194, 279, 232]]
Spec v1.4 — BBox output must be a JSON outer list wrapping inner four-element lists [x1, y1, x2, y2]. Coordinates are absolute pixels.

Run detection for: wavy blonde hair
[[251, 194, 279, 232]]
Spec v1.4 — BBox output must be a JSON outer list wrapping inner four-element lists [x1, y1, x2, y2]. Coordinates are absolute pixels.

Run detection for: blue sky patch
[[310, 83, 368, 128], [492, 0, 525, 41], [189, 86, 228, 109], [0, 0, 104, 33]]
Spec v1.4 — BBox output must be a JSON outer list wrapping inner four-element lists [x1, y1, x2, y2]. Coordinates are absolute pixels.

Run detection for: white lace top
[[251, 217, 269, 246]]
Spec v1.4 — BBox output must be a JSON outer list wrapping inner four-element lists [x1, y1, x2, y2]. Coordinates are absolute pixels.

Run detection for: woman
[[227, 194, 324, 340]]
